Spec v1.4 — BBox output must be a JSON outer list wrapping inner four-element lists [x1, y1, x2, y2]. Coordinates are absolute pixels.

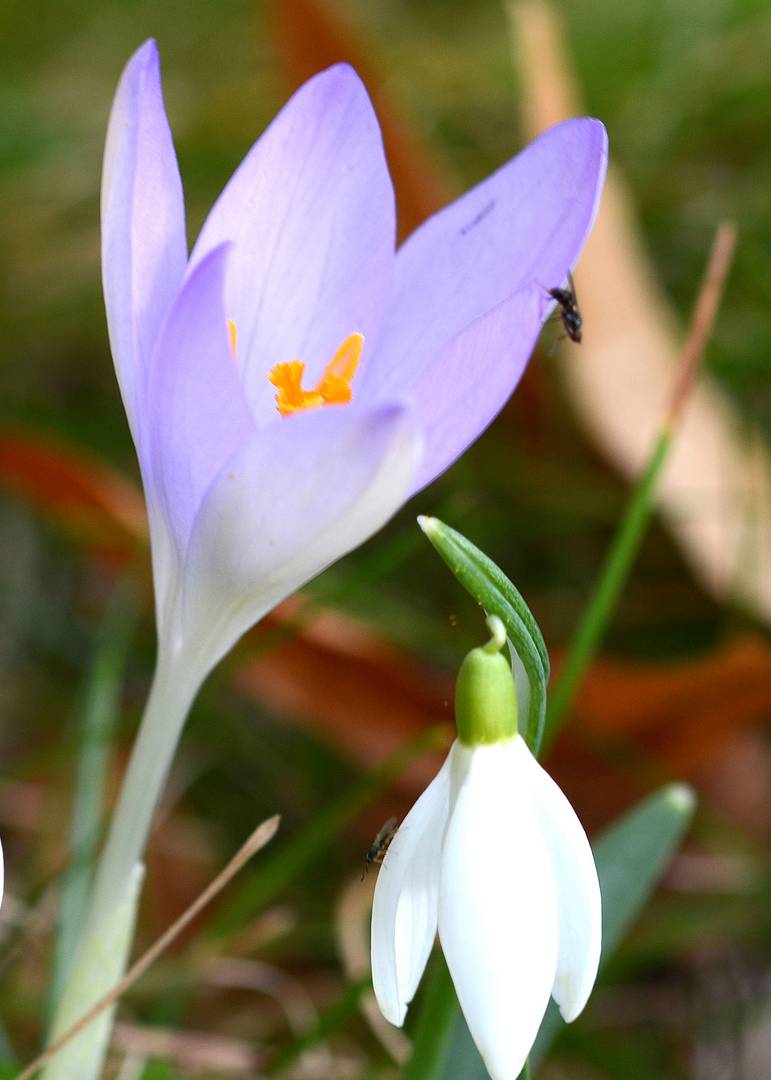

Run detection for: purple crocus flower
[[43, 49, 607, 1078], [103, 39, 607, 680]]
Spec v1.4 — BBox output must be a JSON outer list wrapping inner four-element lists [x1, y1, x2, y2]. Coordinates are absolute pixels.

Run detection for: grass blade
[[403, 955, 457, 1080], [543, 431, 670, 749], [48, 577, 140, 1016]]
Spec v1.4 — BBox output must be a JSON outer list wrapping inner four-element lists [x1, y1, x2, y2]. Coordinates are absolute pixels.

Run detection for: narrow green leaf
[[439, 1012, 492, 1080], [544, 431, 671, 749], [404, 954, 458, 1080], [49, 577, 140, 1018], [418, 516, 549, 755], [435, 783, 696, 1079], [594, 782, 697, 957]]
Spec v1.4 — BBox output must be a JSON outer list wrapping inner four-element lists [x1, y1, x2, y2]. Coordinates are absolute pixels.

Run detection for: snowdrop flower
[[103, 39, 607, 681], [371, 618, 601, 1079]]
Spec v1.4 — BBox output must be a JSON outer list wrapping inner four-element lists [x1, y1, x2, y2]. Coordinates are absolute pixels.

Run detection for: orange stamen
[[227, 318, 238, 358], [268, 332, 364, 417]]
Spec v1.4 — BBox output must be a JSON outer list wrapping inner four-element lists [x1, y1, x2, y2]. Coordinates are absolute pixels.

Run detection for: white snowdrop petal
[[517, 737, 602, 1022], [371, 750, 453, 1026], [439, 741, 559, 1080]]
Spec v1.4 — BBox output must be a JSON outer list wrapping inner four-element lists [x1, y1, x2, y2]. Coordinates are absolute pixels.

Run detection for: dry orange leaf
[[573, 636, 771, 776], [0, 431, 146, 554]]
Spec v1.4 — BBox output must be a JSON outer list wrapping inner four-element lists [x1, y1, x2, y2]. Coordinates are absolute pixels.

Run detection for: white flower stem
[[85, 646, 204, 930], [43, 645, 207, 1080], [43, 865, 145, 1080]]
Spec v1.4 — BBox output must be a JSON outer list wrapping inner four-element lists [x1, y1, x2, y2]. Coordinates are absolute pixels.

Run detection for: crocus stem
[[84, 646, 204, 931], [43, 647, 205, 1080], [543, 430, 671, 749], [42, 864, 145, 1080]]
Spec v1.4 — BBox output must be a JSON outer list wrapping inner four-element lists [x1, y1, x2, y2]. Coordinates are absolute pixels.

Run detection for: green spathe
[[455, 616, 518, 746]]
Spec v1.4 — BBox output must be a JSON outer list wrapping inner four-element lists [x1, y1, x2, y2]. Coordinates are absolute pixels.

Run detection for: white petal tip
[[553, 964, 598, 1025], [481, 1048, 529, 1080], [377, 998, 407, 1028], [557, 999, 585, 1025], [665, 783, 696, 813]]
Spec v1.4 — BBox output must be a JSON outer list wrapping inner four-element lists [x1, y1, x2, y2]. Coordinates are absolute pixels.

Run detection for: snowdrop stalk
[[46, 39, 606, 1078], [371, 617, 602, 1079]]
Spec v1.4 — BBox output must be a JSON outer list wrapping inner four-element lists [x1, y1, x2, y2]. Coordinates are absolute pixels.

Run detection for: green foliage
[[49, 578, 140, 1015]]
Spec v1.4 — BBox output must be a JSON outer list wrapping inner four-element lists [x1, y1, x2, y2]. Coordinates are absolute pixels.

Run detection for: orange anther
[[268, 333, 363, 417], [227, 319, 238, 358]]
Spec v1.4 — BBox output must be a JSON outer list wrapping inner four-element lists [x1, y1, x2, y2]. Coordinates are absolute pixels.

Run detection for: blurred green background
[[1, 1, 769, 1077]]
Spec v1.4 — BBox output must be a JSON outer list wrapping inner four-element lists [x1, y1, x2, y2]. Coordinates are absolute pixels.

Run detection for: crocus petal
[[519, 739, 602, 1022], [406, 287, 541, 493], [181, 404, 420, 667], [439, 741, 559, 1080], [101, 39, 187, 437], [144, 244, 255, 556], [371, 750, 453, 1026], [189, 64, 395, 425], [366, 118, 607, 403]]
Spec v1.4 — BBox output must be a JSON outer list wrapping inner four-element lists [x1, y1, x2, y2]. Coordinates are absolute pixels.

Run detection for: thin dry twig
[[667, 222, 737, 427], [15, 814, 281, 1080]]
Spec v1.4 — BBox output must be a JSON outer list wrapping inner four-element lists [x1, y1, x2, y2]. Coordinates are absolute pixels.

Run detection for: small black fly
[[548, 272, 582, 344], [361, 816, 399, 881]]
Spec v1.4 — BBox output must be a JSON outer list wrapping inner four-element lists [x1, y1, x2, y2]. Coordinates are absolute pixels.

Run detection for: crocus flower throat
[[268, 331, 364, 416]]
